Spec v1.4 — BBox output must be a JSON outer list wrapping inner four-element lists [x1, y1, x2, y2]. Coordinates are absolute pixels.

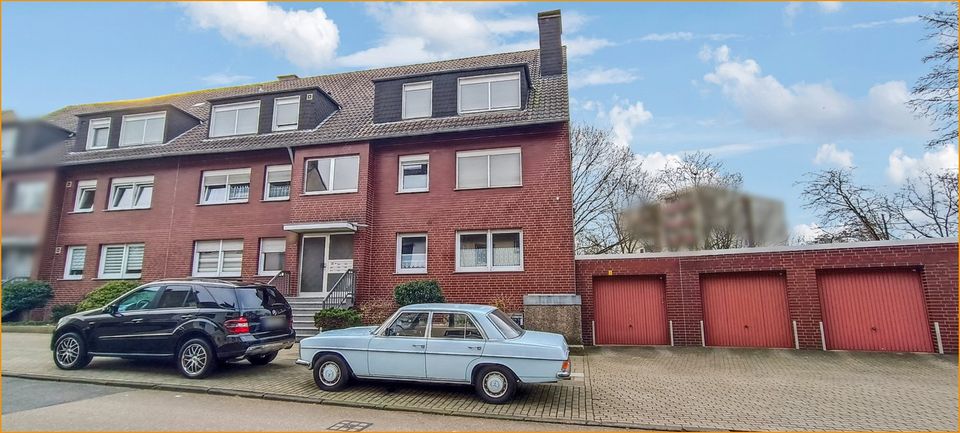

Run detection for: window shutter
[[70, 247, 86, 273], [101, 246, 125, 276], [125, 244, 145, 273]]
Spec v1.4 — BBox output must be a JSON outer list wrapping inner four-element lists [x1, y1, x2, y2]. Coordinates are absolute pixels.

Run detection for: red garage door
[[701, 272, 792, 348], [594, 276, 669, 345], [819, 269, 933, 352]]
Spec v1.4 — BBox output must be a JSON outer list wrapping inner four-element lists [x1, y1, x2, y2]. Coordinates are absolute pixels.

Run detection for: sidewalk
[[3, 333, 956, 431]]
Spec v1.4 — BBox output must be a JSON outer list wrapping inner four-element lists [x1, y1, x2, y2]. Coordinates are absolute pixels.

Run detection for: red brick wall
[[44, 149, 292, 305], [360, 123, 576, 311], [576, 240, 959, 353]]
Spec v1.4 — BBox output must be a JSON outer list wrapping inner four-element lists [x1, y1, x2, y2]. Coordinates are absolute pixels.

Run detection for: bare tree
[[909, 4, 958, 149], [891, 169, 958, 238], [655, 151, 743, 197], [570, 123, 653, 254], [798, 169, 897, 241]]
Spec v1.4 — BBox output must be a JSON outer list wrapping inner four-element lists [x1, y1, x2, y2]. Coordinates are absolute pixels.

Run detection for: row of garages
[[577, 239, 957, 353]]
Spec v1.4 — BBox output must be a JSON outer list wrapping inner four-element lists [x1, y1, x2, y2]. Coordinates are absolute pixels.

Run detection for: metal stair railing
[[264, 270, 291, 295], [320, 269, 355, 309]]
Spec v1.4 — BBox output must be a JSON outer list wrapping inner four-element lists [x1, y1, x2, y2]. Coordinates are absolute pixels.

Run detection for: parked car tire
[[475, 365, 518, 404], [247, 351, 279, 366], [313, 354, 351, 391], [53, 332, 91, 370], [176, 338, 217, 379]]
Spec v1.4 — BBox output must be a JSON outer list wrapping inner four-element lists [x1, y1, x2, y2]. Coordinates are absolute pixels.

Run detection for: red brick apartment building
[[3, 9, 956, 353], [2, 11, 574, 337]]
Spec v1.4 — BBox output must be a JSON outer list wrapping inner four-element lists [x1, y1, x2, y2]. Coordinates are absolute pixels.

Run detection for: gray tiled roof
[[40, 48, 567, 167]]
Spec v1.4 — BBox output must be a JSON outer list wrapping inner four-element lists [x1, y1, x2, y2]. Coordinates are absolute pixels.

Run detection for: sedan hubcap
[[483, 372, 508, 397], [319, 361, 341, 386], [56, 337, 80, 366], [181, 343, 207, 375]]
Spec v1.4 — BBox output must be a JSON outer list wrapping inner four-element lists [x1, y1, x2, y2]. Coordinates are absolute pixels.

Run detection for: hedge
[[76, 280, 141, 311]]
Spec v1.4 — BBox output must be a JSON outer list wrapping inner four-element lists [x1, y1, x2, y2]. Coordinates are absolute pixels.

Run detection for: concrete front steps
[[287, 297, 326, 339]]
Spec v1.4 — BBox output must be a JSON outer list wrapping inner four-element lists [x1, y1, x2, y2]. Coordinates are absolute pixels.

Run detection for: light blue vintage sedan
[[297, 303, 570, 403]]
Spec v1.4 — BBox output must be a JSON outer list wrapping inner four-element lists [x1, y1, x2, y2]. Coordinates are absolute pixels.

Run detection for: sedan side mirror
[[103, 304, 117, 315]]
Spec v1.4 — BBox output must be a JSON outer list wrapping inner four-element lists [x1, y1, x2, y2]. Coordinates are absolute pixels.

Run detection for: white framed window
[[305, 155, 360, 194], [398, 154, 429, 193], [456, 230, 523, 272], [210, 101, 260, 138], [457, 72, 521, 114], [272, 96, 300, 131], [73, 180, 97, 213], [64, 246, 86, 280], [119, 112, 166, 146], [7, 180, 47, 213], [402, 81, 432, 119], [456, 147, 521, 190], [200, 168, 251, 205], [2, 127, 18, 159], [193, 239, 243, 277], [86, 118, 111, 150], [396, 233, 427, 274], [264, 165, 292, 201], [108, 176, 153, 210], [258, 238, 286, 276], [98, 243, 144, 279]]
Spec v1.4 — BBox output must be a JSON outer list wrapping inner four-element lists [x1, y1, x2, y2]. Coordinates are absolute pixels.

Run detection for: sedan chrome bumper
[[295, 358, 311, 367]]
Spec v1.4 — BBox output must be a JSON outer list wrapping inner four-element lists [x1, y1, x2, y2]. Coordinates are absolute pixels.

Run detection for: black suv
[[51, 279, 295, 378]]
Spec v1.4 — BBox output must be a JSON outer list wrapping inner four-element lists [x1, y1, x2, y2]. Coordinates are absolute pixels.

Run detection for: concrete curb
[[1, 326, 55, 334], [2, 371, 714, 431]]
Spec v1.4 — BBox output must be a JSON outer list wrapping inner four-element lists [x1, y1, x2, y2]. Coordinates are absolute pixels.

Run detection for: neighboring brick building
[[577, 238, 958, 353], [1, 11, 575, 335]]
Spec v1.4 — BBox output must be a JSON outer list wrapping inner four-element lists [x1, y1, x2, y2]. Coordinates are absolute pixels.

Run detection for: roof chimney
[[277, 74, 299, 82], [537, 10, 563, 76]]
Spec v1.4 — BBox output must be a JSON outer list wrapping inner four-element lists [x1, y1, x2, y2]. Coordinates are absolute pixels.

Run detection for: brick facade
[[576, 239, 959, 353]]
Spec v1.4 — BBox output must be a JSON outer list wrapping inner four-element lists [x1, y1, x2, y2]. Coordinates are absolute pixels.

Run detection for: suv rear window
[[203, 286, 239, 309], [236, 286, 286, 310]]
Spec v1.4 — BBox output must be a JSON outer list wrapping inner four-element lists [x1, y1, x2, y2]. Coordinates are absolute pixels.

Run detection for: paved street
[[3, 332, 956, 431], [2, 377, 614, 431]]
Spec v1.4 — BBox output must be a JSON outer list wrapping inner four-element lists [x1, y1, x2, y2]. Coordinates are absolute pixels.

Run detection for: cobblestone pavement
[[3, 333, 956, 431]]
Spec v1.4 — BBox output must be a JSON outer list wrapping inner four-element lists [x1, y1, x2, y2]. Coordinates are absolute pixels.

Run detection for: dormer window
[[458, 72, 521, 114], [2, 127, 17, 159], [86, 118, 111, 150], [211, 101, 260, 138], [272, 96, 300, 131], [119, 112, 166, 146], [402, 82, 432, 119]]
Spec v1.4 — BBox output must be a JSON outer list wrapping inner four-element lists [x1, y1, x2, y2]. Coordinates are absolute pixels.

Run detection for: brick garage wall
[[576, 239, 959, 353], [359, 123, 576, 312], [40, 149, 293, 306]]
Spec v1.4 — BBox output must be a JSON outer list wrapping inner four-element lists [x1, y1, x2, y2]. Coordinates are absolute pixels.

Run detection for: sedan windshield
[[488, 309, 524, 339]]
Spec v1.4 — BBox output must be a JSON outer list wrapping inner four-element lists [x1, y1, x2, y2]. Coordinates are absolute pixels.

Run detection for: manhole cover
[[328, 420, 373, 432]]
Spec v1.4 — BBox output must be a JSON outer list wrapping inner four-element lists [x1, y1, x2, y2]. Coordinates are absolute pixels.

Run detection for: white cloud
[[182, 2, 340, 70], [702, 45, 930, 140], [601, 100, 653, 147], [564, 36, 615, 58], [824, 15, 920, 31], [817, 2, 843, 13], [570, 67, 639, 89], [636, 152, 683, 174], [813, 143, 854, 168], [886, 145, 959, 184], [792, 223, 827, 244], [698, 44, 730, 62], [201, 72, 255, 86], [784, 2, 803, 26], [639, 32, 694, 42]]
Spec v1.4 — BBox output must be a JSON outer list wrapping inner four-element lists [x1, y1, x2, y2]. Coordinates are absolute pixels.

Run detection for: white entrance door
[[298, 233, 354, 297]]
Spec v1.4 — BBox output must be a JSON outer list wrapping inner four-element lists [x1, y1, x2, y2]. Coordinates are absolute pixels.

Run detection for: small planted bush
[[1, 280, 54, 313], [51, 304, 78, 322], [314, 308, 362, 331], [76, 280, 140, 311], [393, 280, 444, 307]]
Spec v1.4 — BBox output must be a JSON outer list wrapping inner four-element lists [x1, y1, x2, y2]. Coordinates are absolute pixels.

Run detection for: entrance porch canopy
[[282, 221, 362, 233]]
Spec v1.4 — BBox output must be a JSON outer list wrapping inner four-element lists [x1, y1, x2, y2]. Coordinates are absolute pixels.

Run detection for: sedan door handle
[[180, 315, 196, 320], [467, 346, 482, 350], [126, 318, 144, 324], [412, 344, 425, 348]]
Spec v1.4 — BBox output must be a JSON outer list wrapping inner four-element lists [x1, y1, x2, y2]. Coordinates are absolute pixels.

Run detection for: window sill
[[58, 277, 84, 281], [258, 272, 282, 277], [104, 207, 151, 212], [454, 268, 524, 274], [261, 197, 290, 202], [454, 184, 522, 191], [395, 270, 428, 275], [93, 277, 141, 281], [68, 210, 94, 214], [301, 190, 358, 197], [196, 201, 249, 207], [396, 189, 429, 195]]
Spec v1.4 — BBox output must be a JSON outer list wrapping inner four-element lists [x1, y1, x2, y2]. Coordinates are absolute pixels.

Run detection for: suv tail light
[[224, 316, 250, 334]]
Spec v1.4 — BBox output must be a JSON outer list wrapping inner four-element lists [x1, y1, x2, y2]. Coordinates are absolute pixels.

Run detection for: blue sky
[[2, 2, 956, 238]]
